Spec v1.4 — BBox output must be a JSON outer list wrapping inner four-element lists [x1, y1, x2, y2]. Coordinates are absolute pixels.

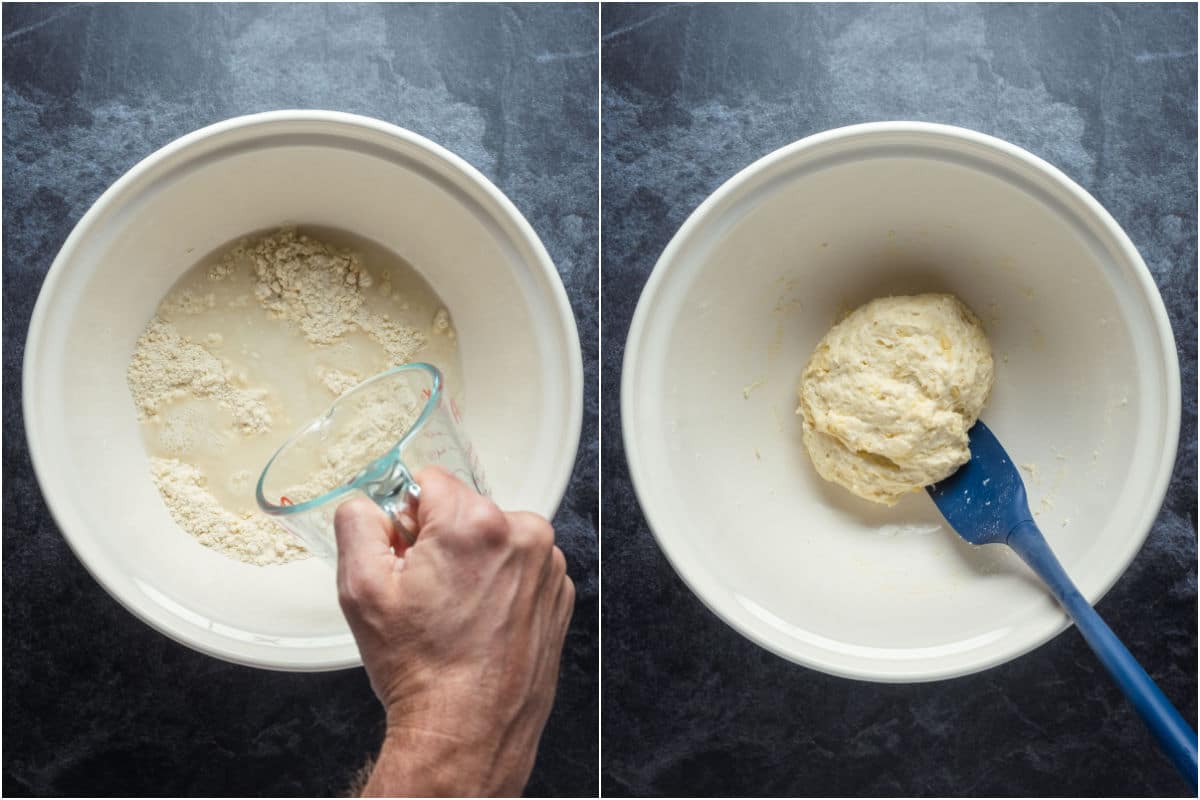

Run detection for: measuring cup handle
[[366, 465, 422, 546]]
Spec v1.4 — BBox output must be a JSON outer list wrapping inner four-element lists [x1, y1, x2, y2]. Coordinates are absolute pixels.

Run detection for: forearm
[[361, 726, 518, 798]]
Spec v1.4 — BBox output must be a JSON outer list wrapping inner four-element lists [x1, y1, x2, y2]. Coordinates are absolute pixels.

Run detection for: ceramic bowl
[[622, 121, 1179, 682], [24, 111, 582, 670]]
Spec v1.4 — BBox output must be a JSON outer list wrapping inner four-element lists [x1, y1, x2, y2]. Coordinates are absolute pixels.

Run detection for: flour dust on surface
[[127, 227, 463, 565]]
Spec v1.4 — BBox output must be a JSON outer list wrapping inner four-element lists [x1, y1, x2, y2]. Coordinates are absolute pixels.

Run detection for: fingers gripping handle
[[363, 461, 421, 546]]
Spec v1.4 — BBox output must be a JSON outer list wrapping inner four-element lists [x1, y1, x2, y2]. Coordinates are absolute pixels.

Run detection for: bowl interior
[[624, 126, 1177, 681], [26, 115, 580, 669]]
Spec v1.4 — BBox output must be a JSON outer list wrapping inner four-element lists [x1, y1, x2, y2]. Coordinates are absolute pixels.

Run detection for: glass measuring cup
[[257, 363, 486, 560]]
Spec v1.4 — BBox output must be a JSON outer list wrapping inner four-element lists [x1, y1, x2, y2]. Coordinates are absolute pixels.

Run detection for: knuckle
[[511, 514, 554, 553], [551, 545, 567, 576], [535, 520, 555, 550], [465, 500, 509, 545]]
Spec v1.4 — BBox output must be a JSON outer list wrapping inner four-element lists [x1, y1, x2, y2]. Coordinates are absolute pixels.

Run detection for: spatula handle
[[1007, 520, 1198, 790]]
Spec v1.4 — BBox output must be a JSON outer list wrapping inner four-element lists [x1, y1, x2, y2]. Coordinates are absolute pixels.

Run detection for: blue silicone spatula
[[927, 421, 1198, 790]]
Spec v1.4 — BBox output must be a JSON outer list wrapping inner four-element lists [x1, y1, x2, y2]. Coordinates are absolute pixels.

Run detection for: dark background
[[3, 4, 597, 796], [602, 3, 1197, 797]]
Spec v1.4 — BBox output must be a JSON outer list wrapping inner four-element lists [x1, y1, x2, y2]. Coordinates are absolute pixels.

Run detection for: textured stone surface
[[3, 5, 597, 796], [602, 4, 1196, 797]]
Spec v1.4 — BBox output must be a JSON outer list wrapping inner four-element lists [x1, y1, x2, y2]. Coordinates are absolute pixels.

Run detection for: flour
[[223, 228, 426, 363], [318, 367, 363, 397], [128, 317, 273, 436], [361, 314, 426, 364], [129, 227, 462, 566], [241, 229, 374, 343], [151, 457, 306, 565], [432, 308, 456, 340], [161, 289, 217, 316]]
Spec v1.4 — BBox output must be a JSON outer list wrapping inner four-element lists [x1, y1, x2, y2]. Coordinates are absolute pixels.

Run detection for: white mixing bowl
[[622, 122, 1179, 682], [24, 111, 582, 670]]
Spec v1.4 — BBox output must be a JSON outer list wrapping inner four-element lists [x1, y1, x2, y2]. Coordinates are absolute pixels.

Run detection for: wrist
[[366, 723, 496, 797]]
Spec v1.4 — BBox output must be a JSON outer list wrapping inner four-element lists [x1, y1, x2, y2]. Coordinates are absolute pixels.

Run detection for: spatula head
[[926, 420, 1033, 546]]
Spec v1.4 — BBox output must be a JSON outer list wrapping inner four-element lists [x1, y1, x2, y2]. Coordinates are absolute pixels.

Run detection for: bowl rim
[[621, 120, 1181, 683], [22, 109, 583, 671]]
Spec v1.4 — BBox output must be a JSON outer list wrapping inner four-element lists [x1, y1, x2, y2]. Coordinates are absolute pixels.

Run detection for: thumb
[[410, 465, 471, 538], [334, 496, 399, 605]]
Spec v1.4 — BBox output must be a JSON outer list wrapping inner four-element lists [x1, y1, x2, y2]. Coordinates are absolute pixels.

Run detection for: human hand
[[334, 466, 574, 797]]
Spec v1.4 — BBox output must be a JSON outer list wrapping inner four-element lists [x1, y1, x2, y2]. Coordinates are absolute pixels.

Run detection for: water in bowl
[[134, 226, 464, 523]]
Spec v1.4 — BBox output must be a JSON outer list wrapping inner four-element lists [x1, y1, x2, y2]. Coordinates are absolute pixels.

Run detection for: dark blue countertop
[[601, 4, 1196, 797], [3, 4, 598, 796]]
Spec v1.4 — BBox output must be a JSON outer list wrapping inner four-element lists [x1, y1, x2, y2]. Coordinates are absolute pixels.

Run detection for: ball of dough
[[796, 293, 994, 505]]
